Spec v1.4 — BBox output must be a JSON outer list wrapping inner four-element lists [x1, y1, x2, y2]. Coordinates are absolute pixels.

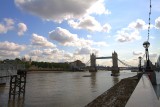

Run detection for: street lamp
[[138, 56, 142, 72], [143, 41, 150, 49], [143, 41, 151, 72]]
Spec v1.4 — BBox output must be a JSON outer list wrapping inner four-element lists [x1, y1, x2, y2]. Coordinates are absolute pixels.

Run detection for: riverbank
[[85, 75, 139, 107], [27, 70, 86, 73]]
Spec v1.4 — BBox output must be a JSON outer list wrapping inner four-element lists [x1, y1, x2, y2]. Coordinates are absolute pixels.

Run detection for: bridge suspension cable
[[117, 58, 135, 68], [85, 60, 90, 66]]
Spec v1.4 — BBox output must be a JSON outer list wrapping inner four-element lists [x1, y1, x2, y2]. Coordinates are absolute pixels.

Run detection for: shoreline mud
[[85, 75, 139, 107]]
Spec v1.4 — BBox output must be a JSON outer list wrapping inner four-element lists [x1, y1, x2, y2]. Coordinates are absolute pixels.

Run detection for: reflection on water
[[0, 71, 136, 107], [90, 72, 97, 91], [8, 98, 25, 107], [112, 76, 119, 85]]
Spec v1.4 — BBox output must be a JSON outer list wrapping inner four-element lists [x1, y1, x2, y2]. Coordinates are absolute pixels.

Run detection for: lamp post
[[138, 56, 142, 72], [143, 41, 151, 72]]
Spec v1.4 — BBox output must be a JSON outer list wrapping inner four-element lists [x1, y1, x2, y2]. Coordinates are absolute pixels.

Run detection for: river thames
[[0, 70, 136, 107]]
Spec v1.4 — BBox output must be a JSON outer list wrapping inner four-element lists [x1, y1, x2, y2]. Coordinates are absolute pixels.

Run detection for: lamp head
[[139, 56, 142, 60], [143, 41, 150, 49]]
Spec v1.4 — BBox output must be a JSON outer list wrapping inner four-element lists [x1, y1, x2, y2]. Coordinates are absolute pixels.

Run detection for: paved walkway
[[125, 74, 160, 107]]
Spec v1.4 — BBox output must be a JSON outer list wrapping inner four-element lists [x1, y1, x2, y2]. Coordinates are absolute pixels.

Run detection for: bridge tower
[[111, 51, 119, 76], [89, 53, 97, 72]]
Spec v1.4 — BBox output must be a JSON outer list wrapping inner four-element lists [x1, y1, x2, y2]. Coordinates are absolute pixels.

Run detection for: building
[[69, 60, 85, 71]]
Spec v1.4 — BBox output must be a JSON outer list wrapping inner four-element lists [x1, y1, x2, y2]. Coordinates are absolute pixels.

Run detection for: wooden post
[[9, 70, 27, 99], [9, 75, 17, 99]]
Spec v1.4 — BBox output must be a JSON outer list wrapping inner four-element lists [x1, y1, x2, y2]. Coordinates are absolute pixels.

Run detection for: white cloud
[[0, 41, 25, 58], [0, 18, 14, 34], [31, 33, 56, 48], [28, 48, 73, 62], [74, 47, 98, 55], [149, 36, 155, 39], [93, 41, 108, 47], [0, 51, 19, 57], [133, 51, 143, 56], [128, 19, 148, 30], [115, 19, 149, 43], [87, 0, 111, 15], [64, 52, 73, 58], [43, 49, 54, 56], [49, 27, 108, 47], [68, 15, 111, 32], [68, 16, 102, 32], [0, 41, 25, 51], [15, 0, 109, 22], [0, 18, 28, 36], [29, 49, 42, 56], [87, 35, 92, 38], [155, 17, 160, 29], [116, 30, 141, 42], [4, 18, 15, 27], [0, 24, 6, 33], [18, 23, 27, 36], [49, 27, 78, 45], [102, 23, 111, 32]]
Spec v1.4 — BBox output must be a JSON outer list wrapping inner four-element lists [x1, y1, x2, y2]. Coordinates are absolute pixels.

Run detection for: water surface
[[0, 71, 136, 107]]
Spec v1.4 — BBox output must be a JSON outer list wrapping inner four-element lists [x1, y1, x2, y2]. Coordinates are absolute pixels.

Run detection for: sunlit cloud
[[68, 15, 111, 32], [155, 17, 160, 29], [49, 27, 109, 47], [0, 51, 19, 57], [74, 46, 98, 55], [93, 41, 108, 47], [116, 30, 141, 42], [87, 0, 111, 15], [15, 0, 109, 22], [29, 49, 42, 56], [128, 19, 148, 30], [31, 33, 56, 48], [49, 27, 78, 45], [87, 35, 92, 38], [68, 16, 102, 32], [0, 41, 25, 59], [115, 19, 149, 42], [102, 23, 111, 32], [17, 23, 27, 36], [133, 51, 143, 56], [0, 41, 25, 51], [0, 18, 14, 34], [28, 48, 73, 62]]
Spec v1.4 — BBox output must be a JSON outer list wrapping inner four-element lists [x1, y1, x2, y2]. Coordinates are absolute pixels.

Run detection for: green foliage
[[24, 62, 31, 69], [31, 61, 70, 70], [1, 58, 71, 70]]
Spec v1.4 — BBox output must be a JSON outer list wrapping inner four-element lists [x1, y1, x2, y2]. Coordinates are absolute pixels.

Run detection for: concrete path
[[125, 74, 160, 107]]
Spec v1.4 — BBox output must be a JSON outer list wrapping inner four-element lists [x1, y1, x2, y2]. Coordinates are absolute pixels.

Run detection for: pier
[[0, 64, 27, 99]]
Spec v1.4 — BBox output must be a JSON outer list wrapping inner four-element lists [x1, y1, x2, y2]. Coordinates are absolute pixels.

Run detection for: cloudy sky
[[0, 0, 159, 66]]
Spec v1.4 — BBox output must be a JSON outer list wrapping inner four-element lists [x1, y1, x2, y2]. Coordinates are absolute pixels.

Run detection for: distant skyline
[[0, 0, 159, 66]]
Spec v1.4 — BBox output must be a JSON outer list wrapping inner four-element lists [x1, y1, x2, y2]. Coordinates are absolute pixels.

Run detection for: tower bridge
[[90, 51, 119, 76]]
